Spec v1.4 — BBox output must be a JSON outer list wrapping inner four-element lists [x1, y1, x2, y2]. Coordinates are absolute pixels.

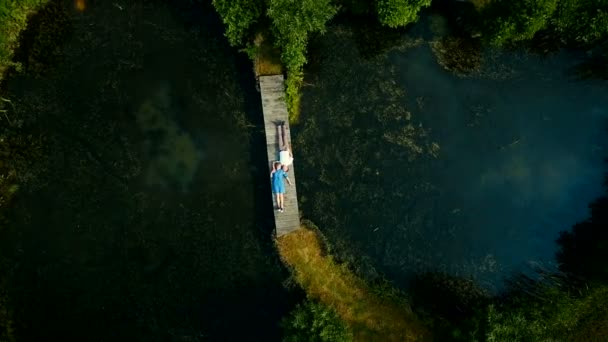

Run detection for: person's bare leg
[[281, 124, 289, 150], [275, 193, 281, 209], [277, 124, 286, 151], [279, 194, 285, 209]]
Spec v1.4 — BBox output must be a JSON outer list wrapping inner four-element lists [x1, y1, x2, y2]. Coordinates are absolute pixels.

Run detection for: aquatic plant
[[352, 19, 405, 59], [0, 116, 45, 227], [0, 279, 16, 342], [212, 0, 263, 46], [0, 2, 291, 340], [408, 272, 489, 341], [430, 36, 482, 76]]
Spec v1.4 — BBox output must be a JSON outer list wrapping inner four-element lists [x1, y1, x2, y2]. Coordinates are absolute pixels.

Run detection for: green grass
[[252, 32, 282, 76], [277, 226, 431, 341]]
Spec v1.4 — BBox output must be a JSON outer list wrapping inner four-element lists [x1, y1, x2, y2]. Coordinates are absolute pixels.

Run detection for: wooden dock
[[260, 75, 301, 237]]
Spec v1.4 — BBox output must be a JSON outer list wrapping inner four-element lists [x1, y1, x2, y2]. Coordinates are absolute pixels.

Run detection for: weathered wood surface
[[260, 75, 301, 237]]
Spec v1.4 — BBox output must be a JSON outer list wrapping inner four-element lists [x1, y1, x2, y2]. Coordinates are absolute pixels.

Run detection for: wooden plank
[[259, 75, 301, 237]]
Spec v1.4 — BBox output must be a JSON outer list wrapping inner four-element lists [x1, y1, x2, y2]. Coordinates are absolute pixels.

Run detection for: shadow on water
[[0, 0, 298, 341], [296, 21, 608, 293]]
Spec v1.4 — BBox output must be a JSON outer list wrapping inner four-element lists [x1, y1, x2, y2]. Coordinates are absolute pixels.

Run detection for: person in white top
[[277, 122, 294, 170]]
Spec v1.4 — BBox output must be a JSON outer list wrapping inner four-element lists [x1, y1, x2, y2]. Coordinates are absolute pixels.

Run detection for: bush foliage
[[375, 0, 431, 28], [268, 0, 337, 120], [554, 0, 608, 45], [282, 300, 353, 342], [481, 0, 558, 46], [480, 0, 608, 46], [212, 0, 263, 46], [486, 285, 608, 341]]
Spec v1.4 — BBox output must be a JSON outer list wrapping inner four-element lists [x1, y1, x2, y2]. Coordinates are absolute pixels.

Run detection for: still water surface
[[297, 25, 608, 291]]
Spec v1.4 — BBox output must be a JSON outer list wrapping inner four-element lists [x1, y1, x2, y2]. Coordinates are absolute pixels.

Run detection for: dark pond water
[[0, 1, 295, 340], [296, 22, 608, 292]]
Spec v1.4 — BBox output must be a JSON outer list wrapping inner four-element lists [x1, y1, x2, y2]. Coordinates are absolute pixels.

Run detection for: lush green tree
[[553, 0, 608, 45], [481, 0, 558, 46], [268, 0, 337, 71], [282, 300, 352, 342], [375, 0, 431, 28], [268, 0, 338, 119], [212, 0, 264, 46]]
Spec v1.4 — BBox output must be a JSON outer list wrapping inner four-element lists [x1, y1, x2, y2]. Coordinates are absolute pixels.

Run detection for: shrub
[[375, 0, 431, 28], [482, 0, 558, 46], [282, 300, 353, 342], [268, 0, 337, 121], [486, 284, 608, 341], [212, 0, 264, 46], [553, 0, 608, 45]]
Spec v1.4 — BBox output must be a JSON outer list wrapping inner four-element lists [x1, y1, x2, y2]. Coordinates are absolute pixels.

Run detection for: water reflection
[[135, 82, 203, 192]]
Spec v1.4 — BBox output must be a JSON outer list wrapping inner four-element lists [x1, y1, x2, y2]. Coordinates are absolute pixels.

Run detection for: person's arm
[[284, 174, 292, 186], [270, 170, 275, 178]]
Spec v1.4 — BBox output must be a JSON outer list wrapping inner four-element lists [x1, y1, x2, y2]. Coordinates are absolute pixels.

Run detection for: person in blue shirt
[[270, 161, 291, 212]]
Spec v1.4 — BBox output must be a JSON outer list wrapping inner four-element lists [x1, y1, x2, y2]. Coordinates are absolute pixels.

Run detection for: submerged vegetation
[[0, 1, 293, 340]]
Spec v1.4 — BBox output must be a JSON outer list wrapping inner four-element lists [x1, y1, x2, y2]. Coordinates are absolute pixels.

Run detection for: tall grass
[[251, 32, 282, 77], [276, 226, 431, 341]]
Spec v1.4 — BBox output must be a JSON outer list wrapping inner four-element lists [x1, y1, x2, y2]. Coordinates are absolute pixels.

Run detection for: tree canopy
[[482, 0, 558, 46], [375, 0, 431, 28], [479, 0, 608, 46], [554, 0, 608, 45], [268, 0, 337, 72], [211, 0, 264, 46]]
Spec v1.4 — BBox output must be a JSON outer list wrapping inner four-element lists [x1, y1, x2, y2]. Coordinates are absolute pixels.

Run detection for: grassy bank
[[276, 225, 430, 341]]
